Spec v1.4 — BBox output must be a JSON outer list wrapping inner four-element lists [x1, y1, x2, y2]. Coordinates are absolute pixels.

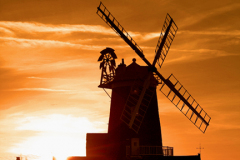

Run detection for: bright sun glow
[[9, 114, 104, 160]]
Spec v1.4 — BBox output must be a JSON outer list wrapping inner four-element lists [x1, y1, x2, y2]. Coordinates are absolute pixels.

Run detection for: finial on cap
[[122, 58, 124, 64], [132, 58, 136, 63]]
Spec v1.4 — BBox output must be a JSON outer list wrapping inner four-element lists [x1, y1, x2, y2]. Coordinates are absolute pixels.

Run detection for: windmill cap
[[100, 47, 115, 54], [113, 60, 158, 87]]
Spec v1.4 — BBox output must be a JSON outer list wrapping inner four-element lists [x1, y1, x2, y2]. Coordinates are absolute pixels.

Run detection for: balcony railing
[[126, 146, 173, 156]]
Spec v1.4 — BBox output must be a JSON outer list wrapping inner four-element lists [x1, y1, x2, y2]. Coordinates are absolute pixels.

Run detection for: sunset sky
[[0, 0, 240, 160]]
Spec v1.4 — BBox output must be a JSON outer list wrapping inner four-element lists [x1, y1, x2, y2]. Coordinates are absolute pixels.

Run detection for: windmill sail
[[121, 78, 155, 133], [152, 14, 178, 68], [97, 2, 151, 66], [160, 74, 211, 133]]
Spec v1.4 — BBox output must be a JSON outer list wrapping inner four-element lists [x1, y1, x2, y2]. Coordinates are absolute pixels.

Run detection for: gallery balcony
[[126, 145, 174, 157]]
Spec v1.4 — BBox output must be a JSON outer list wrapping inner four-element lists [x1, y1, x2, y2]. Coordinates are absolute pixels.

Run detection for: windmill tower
[[80, 2, 211, 160]]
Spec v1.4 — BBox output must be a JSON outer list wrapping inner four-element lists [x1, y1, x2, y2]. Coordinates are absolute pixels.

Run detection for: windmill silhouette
[[68, 2, 211, 160]]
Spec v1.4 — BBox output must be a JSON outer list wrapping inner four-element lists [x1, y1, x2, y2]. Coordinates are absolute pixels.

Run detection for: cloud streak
[[11, 88, 72, 92], [163, 48, 239, 66], [179, 3, 240, 28], [0, 21, 115, 35], [0, 37, 103, 50], [0, 21, 162, 42], [178, 30, 240, 36]]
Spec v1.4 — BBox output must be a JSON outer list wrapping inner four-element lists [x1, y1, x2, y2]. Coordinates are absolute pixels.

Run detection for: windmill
[[82, 2, 212, 160], [96, 2, 211, 133]]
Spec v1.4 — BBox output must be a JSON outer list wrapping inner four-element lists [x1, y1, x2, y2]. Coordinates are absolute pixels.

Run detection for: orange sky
[[0, 0, 240, 160]]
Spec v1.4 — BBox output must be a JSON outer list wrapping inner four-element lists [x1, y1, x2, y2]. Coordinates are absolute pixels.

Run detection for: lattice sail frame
[[154, 14, 178, 68], [121, 79, 155, 133], [160, 74, 211, 133], [97, 2, 145, 58]]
